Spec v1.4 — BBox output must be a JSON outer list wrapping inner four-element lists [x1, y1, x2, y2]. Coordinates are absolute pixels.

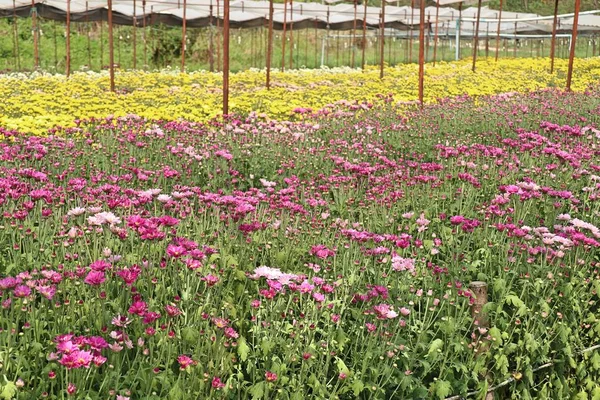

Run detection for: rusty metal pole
[[223, 0, 230, 115], [143, 0, 147, 69], [209, 4, 215, 72], [66, 0, 71, 76], [566, 0, 581, 91], [86, 1, 91, 69], [289, 0, 294, 69], [380, 0, 385, 78], [266, 0, 274, 88], [418, 0, 425, 107], [433, 0, 440, 66], [472, 0, 482, 72], [494, 0, 503, 61], [108, 0, 115, 92], [351, 0, 357, 68], [282, 0, 288, 72], [181, 0, 187, 72], [361, 0, 367, 69], [13, 0, 20, 71], [31, 0, 39, 70], [409, 0, 414, 62], [133, 0, 137, 69], [549, 0, 559, 73]]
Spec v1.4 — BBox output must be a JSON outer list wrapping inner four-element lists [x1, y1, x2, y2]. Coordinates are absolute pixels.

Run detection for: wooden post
[[418, 0, 425, 107], [281, 0, 288, 71], [380, 0, 385, 78], [223, 0, 230, 115], [469, 281, 489, 327], [31, 0, 39, 70], [472, 0, 482, 72], [108, 0, 115, 92], [133, 0, 137, 69], [181, 0, 187, 72], [549, 0, 559, 73], [266, 0, 274, 88], [66, 0, 71, 76], [566, 0, 581, 91], [351, 0, 357, 68], [494, 0, 503, 61], [361, 0, 367, 69], [433, 0, 440, 66]]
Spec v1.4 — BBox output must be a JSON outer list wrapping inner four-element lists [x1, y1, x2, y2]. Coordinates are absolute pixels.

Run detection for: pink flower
[[177, 355, 197, 370], [67, 383, 77, 395], [310, 245, 336, 259], [400, 307, 411, 316], [212, 377, 226, 389], [84, 271, 105, 286], [128, 301, 148, 316], [224, 327, 239, 339], [265, 371, 278, 382], [13, 285, 31, 297]]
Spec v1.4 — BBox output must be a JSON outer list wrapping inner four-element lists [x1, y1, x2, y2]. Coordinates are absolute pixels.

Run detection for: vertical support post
[[433, 0, 439, 66], [566, 0, 581, 91], [66, 0, 71, 76], [86, 1, 91, 69], [494, 0, 503, 61], [216, 0, 221, 72], [469, 282, 489, 328], [351, 0, 357, 68], [181, 0, 187, 72], [549, 0, 559, 73], [485, 22, 489, 58], [513, 21, 517, 57], [209, 4, 215, 72], [133, 0, 137, 69], [361, 0, 367, 69], [108, 0, 115, 92], [12, 0, 20, 71], [223, 0, 230, 115], [53, 20, 58, 69], [418, 0, 425, 107], [31, 0, 39, 70], [472, 0, 482, 72], [282, 0, 288, 72], [266, 0, 274, 88], [289, 0, 294, 69], [409, 0, 414, 62], [380, 0, 385, 79], [143, 0, 147, 69], [101, 12, 104, 67]]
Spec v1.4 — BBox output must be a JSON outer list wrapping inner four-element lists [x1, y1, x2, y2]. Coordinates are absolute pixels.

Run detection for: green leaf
[[0, 381, 17, 400], [427, 339, 444, 359], [336, 357, 351, 376], [592, 352, 600, 370], [181, 327, 199, 345], [250, 382, 265, 400], [505, 295, 527, 316], [434, 380, 452, 399], [167, 382, 184, 400], [238, 336, 250, 362], [352, 379, 365, 396], [591, 386, 600, 400], [495, 354, 509, 376]]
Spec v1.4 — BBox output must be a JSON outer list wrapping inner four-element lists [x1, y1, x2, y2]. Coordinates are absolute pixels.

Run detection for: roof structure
[[0, 0, 599, 34]]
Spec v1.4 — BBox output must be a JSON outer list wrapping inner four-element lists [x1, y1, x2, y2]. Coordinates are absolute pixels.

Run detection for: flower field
[[2, 57, 600, 135], [2, 75, 600, 400]]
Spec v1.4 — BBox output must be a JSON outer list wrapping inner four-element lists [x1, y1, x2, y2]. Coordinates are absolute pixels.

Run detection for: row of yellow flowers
[[1, 58, 600, 135]]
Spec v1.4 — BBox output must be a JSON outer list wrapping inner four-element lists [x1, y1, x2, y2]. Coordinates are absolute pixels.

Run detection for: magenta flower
[[177, 355, 197, 370], [310, 245, 336, 259], [265, 371, 278, 382], [84, 271, 106, 286], [212, 376, 226, 389], [13, 285, 32, 298]]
